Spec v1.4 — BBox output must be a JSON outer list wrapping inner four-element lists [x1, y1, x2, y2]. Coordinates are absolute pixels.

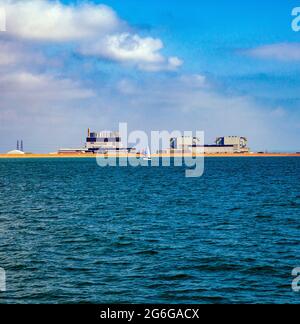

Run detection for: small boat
[[143, 146, 152, 161]]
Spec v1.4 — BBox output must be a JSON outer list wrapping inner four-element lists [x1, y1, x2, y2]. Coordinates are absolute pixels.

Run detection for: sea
[[0, 157, 299, 304]]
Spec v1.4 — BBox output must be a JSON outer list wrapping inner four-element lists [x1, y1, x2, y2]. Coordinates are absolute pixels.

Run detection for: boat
[[143, 146, 152, 161]]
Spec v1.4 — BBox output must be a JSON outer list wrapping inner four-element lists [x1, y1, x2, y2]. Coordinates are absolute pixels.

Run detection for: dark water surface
[[0, 157, 299, 304]]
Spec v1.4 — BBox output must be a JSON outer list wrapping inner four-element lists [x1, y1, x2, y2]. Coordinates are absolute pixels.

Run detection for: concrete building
[[58, 148, 87, 154], [193, 145, 236, 154], [169, 136, 250, 154], [86, 129, 135, 154], [170, 136, 202, 150], [59, 129, 135, 154], [86, 130, 121, 152], [216, 136, 249, 153]]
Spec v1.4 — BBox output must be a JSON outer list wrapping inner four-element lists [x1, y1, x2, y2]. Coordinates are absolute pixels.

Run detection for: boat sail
[[143, 146, 152, 161]]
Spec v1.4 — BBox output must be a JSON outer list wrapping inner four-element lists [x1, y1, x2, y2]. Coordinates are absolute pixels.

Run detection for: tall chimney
[[17, 140, 19, 151], [21, 140, 24, 152], [88, 128, 90, 137]]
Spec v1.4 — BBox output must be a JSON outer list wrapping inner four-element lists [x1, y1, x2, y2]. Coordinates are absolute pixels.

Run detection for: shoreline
[[0, 153, 299, 159]]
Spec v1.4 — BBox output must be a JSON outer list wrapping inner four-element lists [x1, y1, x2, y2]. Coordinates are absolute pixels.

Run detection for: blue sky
[[0, 0, 300, 152]]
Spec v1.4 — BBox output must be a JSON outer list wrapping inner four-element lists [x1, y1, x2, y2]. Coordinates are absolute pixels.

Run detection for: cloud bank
[[244, 43, 300, 61], [5, 0, 122, 41], [80, 33, 183, 71], [2, 0, 182, 71]]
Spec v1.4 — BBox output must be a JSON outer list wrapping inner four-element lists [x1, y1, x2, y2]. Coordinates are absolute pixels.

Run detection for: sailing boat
[[143, 146, 152, 161]]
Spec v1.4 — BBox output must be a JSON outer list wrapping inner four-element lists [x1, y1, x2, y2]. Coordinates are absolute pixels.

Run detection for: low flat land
[[0, 153, 299, 159]]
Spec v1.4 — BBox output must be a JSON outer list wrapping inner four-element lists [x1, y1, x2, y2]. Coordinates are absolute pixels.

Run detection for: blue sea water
[[0, 157, 299, 304]]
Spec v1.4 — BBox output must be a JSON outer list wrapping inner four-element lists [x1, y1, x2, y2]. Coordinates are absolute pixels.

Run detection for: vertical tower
[[88, 128, 91, 138], [21, 140, 24, 152], [17, 140, 19, 151]]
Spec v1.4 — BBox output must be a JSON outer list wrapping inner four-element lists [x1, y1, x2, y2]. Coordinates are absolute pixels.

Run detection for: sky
[[0, 0, 300, 152]]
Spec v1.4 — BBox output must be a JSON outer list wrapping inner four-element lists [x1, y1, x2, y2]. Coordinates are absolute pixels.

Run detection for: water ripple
[[0, 157, 299, 304]]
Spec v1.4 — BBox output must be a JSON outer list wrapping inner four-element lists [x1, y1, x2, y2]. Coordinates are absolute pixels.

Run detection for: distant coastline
[[0, 153, 299, 159]]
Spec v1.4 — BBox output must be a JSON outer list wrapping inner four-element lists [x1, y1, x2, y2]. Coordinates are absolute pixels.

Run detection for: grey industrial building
[[169, 136, 250, 154], [58, 129, 135, 154]]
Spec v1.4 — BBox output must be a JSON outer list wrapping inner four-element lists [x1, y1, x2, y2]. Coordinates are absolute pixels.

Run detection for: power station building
[[85, 129, 135, 153], [170, 136, 250, 154], [59, 129, 135, 154], [215, 136, 248, 153]]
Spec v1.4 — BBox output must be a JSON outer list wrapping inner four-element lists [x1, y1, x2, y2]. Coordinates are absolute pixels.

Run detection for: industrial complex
[[3, 129, 298, 158], [1, 129, 299, 158], [58, 129, 250, 155]]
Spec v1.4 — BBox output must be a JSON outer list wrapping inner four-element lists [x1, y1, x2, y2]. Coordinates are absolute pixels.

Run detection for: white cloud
[[0, 41, 21, 65], [3, 0, 123, 41], [1, 0, 182, 71], [0, 40, 51, 66], [0, 71, 95, 100], [140, 56, 183, 72], [82, 33, 164, 63], [80, 33, 183, 71], [244, 43, 300, 61], [179, 74, 207, 88]]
